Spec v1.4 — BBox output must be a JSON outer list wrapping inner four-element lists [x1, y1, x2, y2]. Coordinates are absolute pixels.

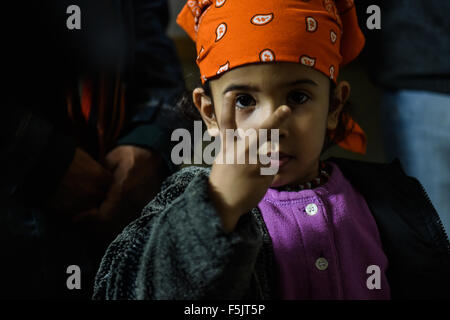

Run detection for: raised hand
[[208, 92, 291, 233]]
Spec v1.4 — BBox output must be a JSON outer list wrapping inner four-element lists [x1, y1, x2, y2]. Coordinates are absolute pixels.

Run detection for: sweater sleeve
[[92, 166, 263, 300]]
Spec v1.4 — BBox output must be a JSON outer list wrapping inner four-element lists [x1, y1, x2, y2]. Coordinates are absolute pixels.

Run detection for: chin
[[269, 174, 292, 188]]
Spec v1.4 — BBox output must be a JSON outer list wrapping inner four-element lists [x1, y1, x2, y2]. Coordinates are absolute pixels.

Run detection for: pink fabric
[[258, 161, 391, 299]]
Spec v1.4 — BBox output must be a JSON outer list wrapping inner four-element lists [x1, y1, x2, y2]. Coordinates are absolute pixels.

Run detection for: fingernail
[[280, 106, 290, 114]]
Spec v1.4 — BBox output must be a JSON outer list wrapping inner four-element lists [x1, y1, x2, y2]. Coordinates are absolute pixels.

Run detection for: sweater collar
[[263, 161, 342, 202]]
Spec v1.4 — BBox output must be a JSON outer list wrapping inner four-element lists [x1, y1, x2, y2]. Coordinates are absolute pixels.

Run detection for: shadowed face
[[194, 62, 349, 187]]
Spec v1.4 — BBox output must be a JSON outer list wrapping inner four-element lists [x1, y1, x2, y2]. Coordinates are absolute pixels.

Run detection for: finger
[[104, 148, 121, 171], [99, 165, 114, 184], [219, 92, 237, 131], [93, 165, 114, 192], [104, 156, 118, 172], [258, 105, 291, 131], [257, 139, 272, 156], [98, 183, 122, 220]]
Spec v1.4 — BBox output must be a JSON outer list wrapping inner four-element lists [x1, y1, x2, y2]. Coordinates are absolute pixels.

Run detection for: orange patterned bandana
[[177, 0, 367, 155]]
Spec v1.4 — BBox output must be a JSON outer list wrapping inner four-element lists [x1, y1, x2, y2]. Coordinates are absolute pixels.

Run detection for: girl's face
[[193, 62, 349, 187]]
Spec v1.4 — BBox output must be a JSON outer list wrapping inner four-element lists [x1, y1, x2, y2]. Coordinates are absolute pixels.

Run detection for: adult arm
[[116, 0, 187, 174]]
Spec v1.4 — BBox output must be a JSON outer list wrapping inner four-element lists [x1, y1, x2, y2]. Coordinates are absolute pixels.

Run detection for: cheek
[[212, 104, 223, 126], [289, 111, 328, 147], [235, 108, 267, 129]]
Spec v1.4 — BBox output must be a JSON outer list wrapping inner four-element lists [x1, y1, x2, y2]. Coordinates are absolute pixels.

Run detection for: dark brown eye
[[287, 91, 310, 105], [235, 94, 256, 109]]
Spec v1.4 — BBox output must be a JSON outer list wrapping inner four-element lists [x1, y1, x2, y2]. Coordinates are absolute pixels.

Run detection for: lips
[[269, 152, 293, 169]]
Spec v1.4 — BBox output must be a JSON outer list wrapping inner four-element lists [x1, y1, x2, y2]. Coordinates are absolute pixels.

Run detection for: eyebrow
[[284, 79, 318, 87], [222, 79, 318, 95], [222, 84, 260, 95]]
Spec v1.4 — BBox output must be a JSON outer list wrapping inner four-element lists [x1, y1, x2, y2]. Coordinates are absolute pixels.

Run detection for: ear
[[193, 87, 219, 136], [327, 81, 351, 130]]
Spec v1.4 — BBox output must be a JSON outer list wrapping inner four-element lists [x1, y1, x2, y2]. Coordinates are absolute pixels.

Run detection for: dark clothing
[[93, 157, 450, 300], [357, 0, 450, 94], [1, 0, 185, 298]]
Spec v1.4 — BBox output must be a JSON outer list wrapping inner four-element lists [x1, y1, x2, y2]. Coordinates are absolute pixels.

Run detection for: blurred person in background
[[357, 0, 450, 236], [1, 0, 185, 298]]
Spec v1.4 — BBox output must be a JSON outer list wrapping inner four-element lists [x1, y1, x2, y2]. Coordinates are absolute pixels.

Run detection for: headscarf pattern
[[177, 0, 367, 154]]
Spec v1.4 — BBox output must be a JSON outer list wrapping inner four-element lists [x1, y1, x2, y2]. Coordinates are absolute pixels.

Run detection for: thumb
[[98, 183, 122, 219]]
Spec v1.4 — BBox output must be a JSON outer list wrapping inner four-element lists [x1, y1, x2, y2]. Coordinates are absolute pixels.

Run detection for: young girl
[[93, 0, 450, 299]]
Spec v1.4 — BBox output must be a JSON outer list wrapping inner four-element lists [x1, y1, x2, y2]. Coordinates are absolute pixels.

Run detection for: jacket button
[[305, 203, 318, 216], [315, 257, 329, 271]]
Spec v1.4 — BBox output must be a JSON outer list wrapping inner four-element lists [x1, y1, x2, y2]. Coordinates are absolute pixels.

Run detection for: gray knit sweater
[[92, 166, 275, 299], [93, 158, 450, 299]]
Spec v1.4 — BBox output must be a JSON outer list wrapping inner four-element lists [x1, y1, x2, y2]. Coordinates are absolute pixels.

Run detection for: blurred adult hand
[[75, 145, 167, 237], [47, 148, 113, 217]]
